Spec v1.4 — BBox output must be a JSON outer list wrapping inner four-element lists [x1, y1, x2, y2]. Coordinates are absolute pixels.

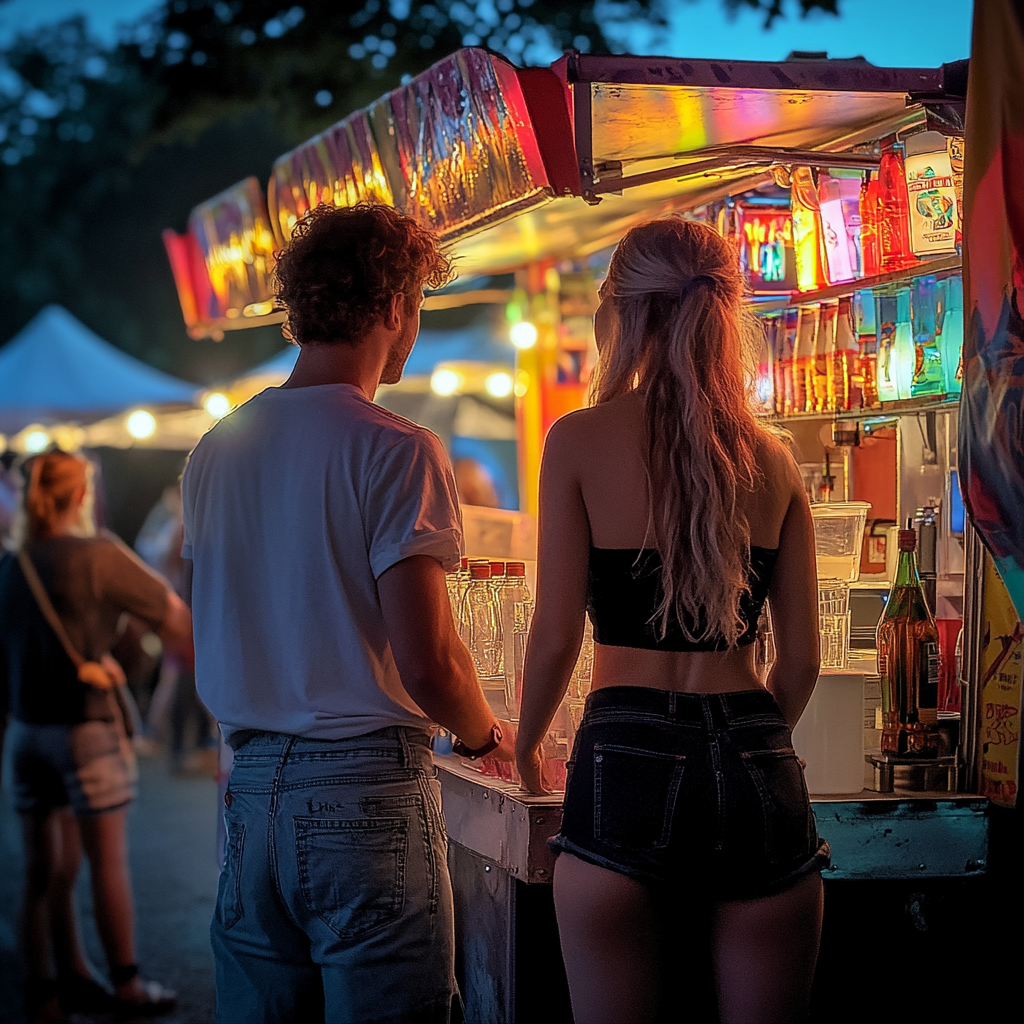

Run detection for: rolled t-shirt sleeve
[[366, 429, 463, 579]]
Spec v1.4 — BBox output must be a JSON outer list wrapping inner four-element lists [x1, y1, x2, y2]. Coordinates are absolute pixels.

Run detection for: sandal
[[25, 979, 69, 1024], [58, 972, 117, 1014], [111, 965, 177, 1018]]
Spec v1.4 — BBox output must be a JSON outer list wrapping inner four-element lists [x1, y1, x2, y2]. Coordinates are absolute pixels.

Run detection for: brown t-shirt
[[0, 532, 170, 725]]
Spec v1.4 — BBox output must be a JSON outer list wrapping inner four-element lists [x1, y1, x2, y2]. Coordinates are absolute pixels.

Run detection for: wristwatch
[[452, 722, 503, 760]]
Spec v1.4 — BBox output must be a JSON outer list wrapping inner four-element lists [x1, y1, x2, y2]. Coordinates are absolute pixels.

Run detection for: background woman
[[0, 449, 192, 1022], [516, 219, 828, 1024]]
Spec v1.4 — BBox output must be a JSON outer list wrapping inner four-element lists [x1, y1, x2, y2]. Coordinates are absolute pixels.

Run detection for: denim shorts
[[2, 718, 136, 818], [552, 686, 830, 901], [212, 726, 453, 1024]]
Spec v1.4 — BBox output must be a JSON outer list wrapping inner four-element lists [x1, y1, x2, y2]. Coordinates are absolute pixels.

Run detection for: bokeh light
[[485, 371, 514, 398], [24, 429, 50, 453], [509, 320, 538, 350], [126, 409, 156, 439], [430, 368, 462, 396], [204, 392, 231, 418]]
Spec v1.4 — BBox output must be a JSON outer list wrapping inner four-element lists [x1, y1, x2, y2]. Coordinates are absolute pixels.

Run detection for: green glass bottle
[[877, 523, 940, 757]]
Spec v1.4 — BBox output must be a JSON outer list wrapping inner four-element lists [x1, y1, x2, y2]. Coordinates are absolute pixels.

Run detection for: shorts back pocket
[[740, 748, 815, 865], [295, 817, 407, 941], [593, 744, 685, 850]]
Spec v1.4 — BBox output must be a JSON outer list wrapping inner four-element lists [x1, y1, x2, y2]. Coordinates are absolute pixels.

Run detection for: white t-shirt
[[181, 383, 462, 742]]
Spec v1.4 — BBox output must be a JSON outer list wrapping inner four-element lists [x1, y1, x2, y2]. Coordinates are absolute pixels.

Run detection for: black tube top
[[587, 545, 779, 652]]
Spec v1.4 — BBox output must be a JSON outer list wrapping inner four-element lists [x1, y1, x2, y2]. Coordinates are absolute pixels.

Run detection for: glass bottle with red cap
[[878, 144, 917, 273], [877, 521, 940, 757]]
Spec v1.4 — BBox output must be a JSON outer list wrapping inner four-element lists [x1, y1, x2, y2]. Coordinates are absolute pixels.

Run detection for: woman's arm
[[516, 416, 591, 793], [765, 452, 820, 728]]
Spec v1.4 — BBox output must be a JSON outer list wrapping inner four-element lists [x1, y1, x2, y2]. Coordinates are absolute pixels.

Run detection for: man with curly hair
[[180, 204, 513, 1023]]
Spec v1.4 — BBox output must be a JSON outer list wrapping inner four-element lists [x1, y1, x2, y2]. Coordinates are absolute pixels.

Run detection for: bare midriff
[[591, 641, 765, 695]]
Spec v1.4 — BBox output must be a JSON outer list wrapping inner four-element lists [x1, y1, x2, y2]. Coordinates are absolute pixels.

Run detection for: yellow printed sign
[[979, 552, 1024, 807]]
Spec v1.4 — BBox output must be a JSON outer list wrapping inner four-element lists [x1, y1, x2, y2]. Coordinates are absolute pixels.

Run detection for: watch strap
[[452, 722, 502, 760]]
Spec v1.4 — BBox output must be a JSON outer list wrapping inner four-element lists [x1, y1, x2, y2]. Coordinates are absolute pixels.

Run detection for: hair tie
[[679, 275, 715, 301]]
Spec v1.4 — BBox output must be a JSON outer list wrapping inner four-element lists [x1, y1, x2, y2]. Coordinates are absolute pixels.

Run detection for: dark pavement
[[1, 753, 220, 1024]]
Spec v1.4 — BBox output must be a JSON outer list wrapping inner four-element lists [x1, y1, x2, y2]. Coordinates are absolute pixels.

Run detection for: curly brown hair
[[273, 203, 454, 345]]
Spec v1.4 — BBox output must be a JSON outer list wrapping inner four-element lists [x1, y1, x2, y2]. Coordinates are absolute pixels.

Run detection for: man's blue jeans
[[211, 727, 454, 1023]]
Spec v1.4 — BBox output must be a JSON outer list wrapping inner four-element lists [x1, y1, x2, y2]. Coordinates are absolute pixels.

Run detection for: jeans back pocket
[[295, 817, 408, 942], [216, 818, 245, 930], [593, 744, 685, 851]]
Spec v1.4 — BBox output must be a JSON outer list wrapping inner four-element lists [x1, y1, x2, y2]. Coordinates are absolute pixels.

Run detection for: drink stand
[[164, 48, 1012, 1023]]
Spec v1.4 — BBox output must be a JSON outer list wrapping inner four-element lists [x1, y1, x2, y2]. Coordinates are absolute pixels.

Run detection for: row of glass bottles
[[446, 558, 595, 790], [789, 135, 961, 292], [759, 272, 963, 415], [447, 558, 533, 716]]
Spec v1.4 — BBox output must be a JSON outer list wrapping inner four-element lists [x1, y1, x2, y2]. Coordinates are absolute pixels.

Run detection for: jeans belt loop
[[398, 726, 412, 769], [668, 691, 677, 718], [717, 692, 730, 724]]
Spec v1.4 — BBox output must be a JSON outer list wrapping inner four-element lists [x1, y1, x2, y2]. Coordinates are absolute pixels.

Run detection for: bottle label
[[919, 640, 939, 724], [926, 642, 939, 689], [905, 150, 959, 256]]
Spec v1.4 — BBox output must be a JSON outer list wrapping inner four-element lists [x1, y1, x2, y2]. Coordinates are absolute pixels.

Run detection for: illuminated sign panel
[[162, 177, 276, 338]]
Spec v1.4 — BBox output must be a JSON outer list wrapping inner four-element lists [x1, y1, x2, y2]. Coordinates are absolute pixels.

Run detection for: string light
[[204, 392, 231, 418], [126, 410, 156, 439]]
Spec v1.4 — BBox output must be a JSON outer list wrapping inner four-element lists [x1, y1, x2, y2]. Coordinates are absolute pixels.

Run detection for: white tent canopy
[[0, 305, 199, 434]]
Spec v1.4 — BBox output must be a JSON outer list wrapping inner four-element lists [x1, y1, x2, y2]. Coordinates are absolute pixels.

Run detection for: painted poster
[[979, 551, 1024, 808], [960, 0, 1024, 621]]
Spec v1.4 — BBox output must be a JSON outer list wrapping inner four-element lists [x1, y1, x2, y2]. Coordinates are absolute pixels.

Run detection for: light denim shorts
[[3, 717, 136, 817]]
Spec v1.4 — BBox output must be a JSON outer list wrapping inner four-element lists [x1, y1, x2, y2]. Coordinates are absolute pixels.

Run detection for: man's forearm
[[401, 637, 498, 750]]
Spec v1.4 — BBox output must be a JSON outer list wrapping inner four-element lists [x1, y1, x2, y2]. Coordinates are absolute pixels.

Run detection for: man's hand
[[490, 721, 516, 762]]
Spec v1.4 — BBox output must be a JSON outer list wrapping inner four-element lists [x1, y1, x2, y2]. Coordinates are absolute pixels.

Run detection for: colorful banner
[[978, 551, 1024, 808], [959, 0, 1024, 621]]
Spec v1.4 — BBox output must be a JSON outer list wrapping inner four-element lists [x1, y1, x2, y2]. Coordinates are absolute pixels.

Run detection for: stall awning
[[0, 305, 199, 434], [164, 50, 964, 339]]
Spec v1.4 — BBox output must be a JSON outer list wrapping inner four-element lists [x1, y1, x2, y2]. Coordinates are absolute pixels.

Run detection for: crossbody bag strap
[[17, 548, 128, 733], [18, 548, 85, 669]]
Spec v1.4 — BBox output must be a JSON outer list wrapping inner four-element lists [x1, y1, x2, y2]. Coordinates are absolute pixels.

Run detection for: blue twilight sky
[[0, 0, 973, 66]]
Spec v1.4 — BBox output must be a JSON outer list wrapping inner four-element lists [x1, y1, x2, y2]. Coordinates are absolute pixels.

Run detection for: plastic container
[[810, 501, 871, 582], [793, 671, 866, 794]]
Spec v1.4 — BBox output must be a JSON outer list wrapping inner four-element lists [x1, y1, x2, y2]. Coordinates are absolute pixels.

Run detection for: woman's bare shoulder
[[754, 428, 801, 492]]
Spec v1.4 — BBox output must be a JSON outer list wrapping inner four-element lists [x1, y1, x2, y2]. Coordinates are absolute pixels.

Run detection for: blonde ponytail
[[592, 217, 768, 646]]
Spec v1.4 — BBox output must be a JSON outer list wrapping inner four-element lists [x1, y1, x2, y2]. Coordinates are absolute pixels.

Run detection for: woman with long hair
[[516, 219, 828, 1024], [0, 449, 192, 1022]]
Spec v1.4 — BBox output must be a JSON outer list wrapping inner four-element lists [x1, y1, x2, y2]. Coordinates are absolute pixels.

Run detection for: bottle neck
[[893, 546, 921, 588]]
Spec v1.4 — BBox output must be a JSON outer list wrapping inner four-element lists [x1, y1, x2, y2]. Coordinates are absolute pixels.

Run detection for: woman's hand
[[516, 742, 551, 795], [100, 653, 127, 687]]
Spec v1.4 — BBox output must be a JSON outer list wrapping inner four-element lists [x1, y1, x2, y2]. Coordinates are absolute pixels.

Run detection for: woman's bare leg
[[553, 853, 662, 1024], [48, 808, 92, 980], [20, 813, 58, 981], [712, 871, 824, 1024], [77, 808, 173, 1007], [76, 810, 136, 985]]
